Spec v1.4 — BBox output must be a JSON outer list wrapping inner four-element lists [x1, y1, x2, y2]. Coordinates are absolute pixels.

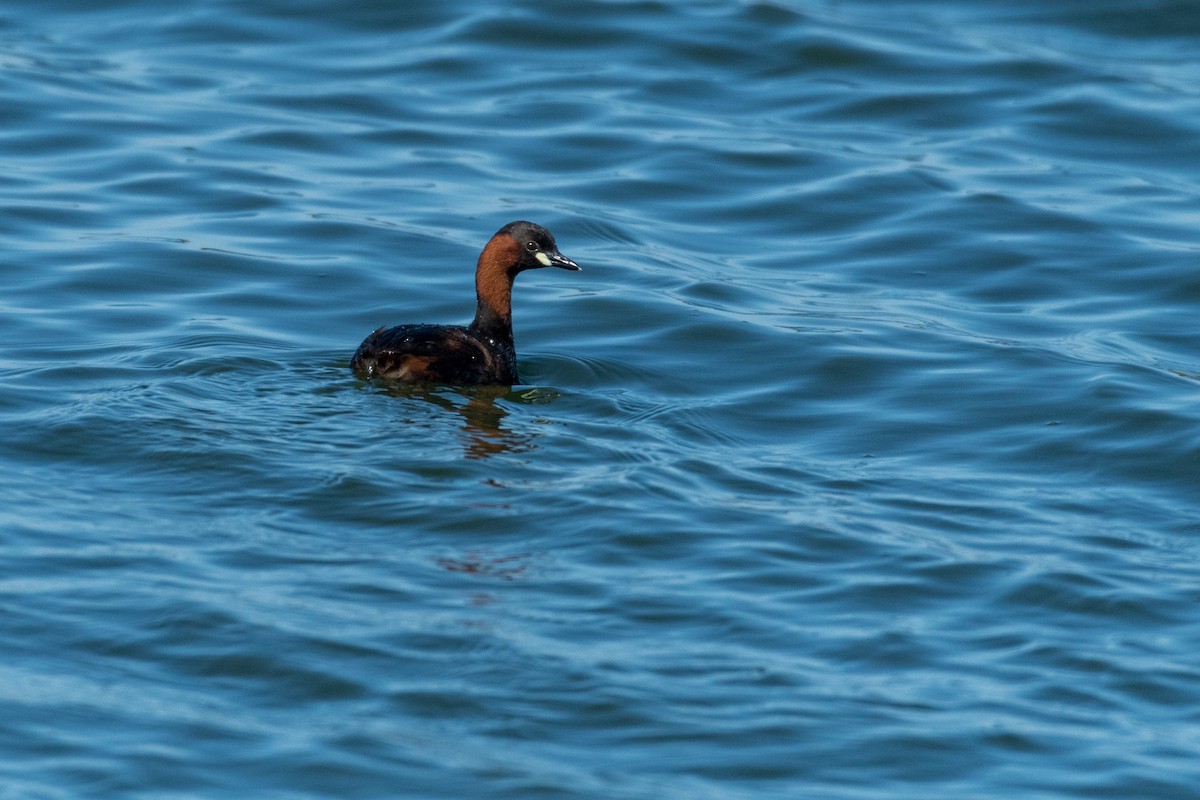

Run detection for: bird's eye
[[526, 241, 539, 252]]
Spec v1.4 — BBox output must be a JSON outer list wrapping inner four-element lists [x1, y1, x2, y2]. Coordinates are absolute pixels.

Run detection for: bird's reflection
[[373, 383, 558, 459]]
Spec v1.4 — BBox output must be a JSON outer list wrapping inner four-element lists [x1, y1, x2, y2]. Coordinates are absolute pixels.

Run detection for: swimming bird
[[350, 221, 580, 385]]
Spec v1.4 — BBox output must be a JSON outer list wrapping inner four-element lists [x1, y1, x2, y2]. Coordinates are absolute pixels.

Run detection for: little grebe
[[350, 221, 580, 385]]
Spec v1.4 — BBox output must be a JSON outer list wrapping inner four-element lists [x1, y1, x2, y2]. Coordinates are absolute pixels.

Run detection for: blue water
[[3, 1, 1200, 797]]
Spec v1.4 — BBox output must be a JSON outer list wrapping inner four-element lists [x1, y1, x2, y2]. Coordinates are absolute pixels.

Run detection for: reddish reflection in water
[[435, 550, 535, 581], [437, 551, 542, 610]]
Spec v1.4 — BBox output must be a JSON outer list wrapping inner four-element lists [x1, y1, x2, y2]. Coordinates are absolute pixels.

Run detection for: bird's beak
[[536, 250, 582, 271]]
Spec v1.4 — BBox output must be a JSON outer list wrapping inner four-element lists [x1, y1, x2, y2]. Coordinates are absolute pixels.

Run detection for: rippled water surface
[[4, 1, 1200, 797]]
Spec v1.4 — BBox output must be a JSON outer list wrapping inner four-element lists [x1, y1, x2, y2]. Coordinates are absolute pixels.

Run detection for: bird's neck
[[469, 238, 516, 343]]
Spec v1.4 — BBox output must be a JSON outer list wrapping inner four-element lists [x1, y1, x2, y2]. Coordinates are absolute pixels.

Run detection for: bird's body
[[352, 323, 518, 385], [350, 221, 580, 385]]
